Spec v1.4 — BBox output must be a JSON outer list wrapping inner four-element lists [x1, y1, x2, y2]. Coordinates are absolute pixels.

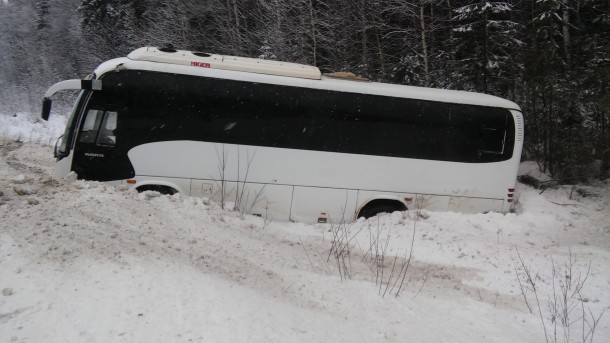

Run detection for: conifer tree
[[451, 1, 521, 95]]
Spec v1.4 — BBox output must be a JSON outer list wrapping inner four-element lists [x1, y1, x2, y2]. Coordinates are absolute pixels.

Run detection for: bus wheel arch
[[357, 198, 407, 219], [135, 183, 179, 195]]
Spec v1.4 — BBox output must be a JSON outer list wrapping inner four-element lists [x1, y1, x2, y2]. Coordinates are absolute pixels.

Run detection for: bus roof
[[127, 47, 323, 80], [93, 47, 520, 111]]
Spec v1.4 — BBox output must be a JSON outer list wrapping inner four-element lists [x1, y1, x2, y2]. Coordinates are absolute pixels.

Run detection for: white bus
[[42, 47, 524, 224]]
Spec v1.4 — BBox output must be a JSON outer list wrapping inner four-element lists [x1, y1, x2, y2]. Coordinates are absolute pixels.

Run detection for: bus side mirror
[[41, 98, 52, 121], [41, 78, 101, 121]]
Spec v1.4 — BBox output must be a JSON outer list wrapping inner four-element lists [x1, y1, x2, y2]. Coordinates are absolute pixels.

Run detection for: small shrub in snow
[[515, 248, 605, 343], [326, 216, 361, 281], [362, 212, 425, 298]]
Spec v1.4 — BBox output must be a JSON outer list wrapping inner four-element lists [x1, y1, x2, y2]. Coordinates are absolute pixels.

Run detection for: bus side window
[[79, 109, 118, 146], [478, 126, 506, 155], [79, 109, 104, 143], [477, 114, 508, 156], [97, 111, 118, 146]]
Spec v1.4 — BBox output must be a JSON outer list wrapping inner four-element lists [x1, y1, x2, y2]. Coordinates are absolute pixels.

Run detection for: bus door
[[72, 107, 132, 182]]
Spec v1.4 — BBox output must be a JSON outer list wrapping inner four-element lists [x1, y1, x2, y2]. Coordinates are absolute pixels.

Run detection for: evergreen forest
[[1, 0, 609, 180]]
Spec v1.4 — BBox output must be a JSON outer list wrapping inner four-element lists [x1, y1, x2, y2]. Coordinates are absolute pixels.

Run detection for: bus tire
[[136, 185, 177, 195], [358, 200, 407, 219]]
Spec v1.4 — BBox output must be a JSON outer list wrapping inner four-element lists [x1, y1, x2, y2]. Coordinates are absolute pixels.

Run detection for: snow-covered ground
[[1, 113, 609, 342], [0, 112, 67, 146]]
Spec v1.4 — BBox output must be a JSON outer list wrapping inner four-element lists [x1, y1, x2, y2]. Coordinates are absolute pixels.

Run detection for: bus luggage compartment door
[[290, 187, 358, 224]]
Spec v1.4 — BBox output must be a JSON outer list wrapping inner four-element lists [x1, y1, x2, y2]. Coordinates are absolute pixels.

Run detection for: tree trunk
[[376, 30, 386, 80], [562, 1, 571, 66], [308, 0, 317, 66], [419, 5, 430, 86], [360, 0, 369, 77], [233, 0, 240, 29], [482, 6, 488, 93], [547, 85, 555, 175], [446, 0, 455, 63]]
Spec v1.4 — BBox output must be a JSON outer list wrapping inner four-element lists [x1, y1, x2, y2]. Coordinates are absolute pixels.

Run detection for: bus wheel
[[136, 185, 177, 195], [358, 200, 407, 219]]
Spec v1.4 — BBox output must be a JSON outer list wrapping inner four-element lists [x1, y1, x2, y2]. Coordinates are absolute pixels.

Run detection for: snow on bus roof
[[93, 47, 520, 111]]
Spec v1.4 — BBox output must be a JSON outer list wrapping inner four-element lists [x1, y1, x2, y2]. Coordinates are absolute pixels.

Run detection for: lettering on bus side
[[191, 61, 210, 68], [84, 152, 105, 158]]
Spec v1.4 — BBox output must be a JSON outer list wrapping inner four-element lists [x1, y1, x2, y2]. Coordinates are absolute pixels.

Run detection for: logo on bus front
[[191, 61, 211, 68]]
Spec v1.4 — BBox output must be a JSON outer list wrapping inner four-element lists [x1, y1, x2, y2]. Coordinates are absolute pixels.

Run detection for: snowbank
[[1, 113, 609, 342], [0, 142, 609, 342], [0, 112, 66, 146]]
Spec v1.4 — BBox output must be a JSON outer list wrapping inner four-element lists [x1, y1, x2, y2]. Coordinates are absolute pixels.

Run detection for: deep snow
[[1, 113, 609, 342]]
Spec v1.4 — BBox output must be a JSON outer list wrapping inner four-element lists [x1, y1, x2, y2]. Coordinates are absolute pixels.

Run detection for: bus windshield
[[57, 90, 86, 157]]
